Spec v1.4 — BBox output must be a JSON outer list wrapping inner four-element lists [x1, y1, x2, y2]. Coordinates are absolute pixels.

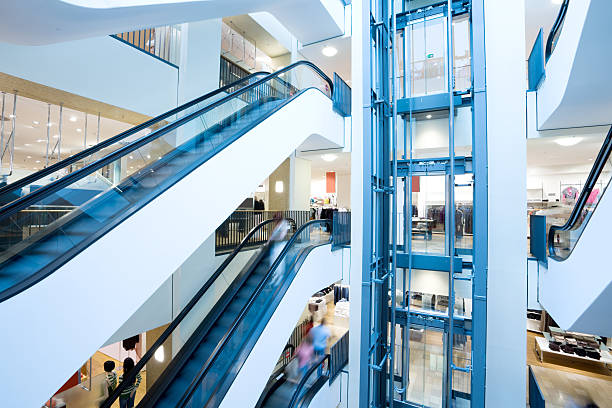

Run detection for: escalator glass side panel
[[0, 62, 332, 302], [0, 72, 267, 206], [549, 127, 612, 261]]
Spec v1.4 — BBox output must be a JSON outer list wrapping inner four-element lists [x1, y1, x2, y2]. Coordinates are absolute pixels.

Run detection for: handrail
[[178, 218, 332, 407], [0, 61, 333, 223], [545, 0, 570, 62], [548, 125, 612, 260], [288, 354, 329, 408], [0, 71, 267, 200], [100, 218, 281, 408]]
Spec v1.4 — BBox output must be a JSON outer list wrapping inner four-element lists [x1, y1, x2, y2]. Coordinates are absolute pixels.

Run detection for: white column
[[348, 0, 370, 406], [484, 0, 527, 406]]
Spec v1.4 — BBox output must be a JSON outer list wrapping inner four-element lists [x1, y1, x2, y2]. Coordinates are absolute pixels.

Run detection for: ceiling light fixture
[[322, 46, 338, 57], [321, 154, 338, 162], [426, 114, 432, 119], [76, 128, 82, 133], [69, 116, 77, 122], [35, 160, 40, 163], [555, 137, 583, 147], [26, 156, 32, 159], [53, 135, 59, 139], [24, 143, 31, 147], [32, 121, 39, 125], [47, 123, 53, 127], [36, 139, 45, 143]]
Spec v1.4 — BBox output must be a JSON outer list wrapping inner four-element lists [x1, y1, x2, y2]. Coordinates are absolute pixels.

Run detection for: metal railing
[[329, 331, 349, 383], [215, 210, 311, 254], [332, 73, 352, 117], [112, 25, 181, 67], [332, 211, 351, 250]]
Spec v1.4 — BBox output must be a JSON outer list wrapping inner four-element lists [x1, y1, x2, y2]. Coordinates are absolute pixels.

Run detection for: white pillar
[[348, 0, 370, 406], [483, 0, 527, 406]]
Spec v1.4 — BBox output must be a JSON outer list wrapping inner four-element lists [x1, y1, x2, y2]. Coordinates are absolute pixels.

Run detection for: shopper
[[295, 335, 314, 378], [118, 357, 141, 408], [310, 318, 331, 357], [103, 360, 117, 396]]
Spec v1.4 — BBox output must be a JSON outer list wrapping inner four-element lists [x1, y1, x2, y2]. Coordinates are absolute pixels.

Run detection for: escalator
[[537, 125, 612, 335], [99, 218, 339, 408], [0, 61, 346, 407], [258, 355, 330, 408], [534, 0, 612, 129]]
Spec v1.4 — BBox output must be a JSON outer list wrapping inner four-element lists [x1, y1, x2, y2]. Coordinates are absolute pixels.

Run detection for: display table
[[534, 336, 612, 369], [412, 218, 434, 240]]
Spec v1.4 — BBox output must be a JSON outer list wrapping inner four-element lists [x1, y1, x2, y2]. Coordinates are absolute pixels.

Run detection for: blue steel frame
[[360, 0, 488, 406], [470, 0, 488, 405]]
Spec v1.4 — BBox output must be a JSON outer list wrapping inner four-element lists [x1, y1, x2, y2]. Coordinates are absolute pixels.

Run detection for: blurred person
[[310, 318, 331, 358], [266, 214, 291, 285], [295, 334, 314, 378]]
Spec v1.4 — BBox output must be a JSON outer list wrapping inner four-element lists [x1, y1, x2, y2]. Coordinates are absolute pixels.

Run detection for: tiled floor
[[528, 331, 612, 407]]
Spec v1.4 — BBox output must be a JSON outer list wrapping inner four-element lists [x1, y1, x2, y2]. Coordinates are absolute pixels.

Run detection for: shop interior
[[526, 126, 612, 406]]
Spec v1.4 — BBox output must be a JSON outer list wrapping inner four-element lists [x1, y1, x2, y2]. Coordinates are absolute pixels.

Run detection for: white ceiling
[[297, 151, 351, 178], [299, 36, 351, 84], [223, 15, 290, 58], [527, 129, 608, 175]]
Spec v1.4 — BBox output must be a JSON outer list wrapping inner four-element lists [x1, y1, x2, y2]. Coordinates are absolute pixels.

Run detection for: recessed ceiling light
[[146, 154, 151, 159], [35, 160, 40, 163], [24, 143, 31, 147], [26, 156, 32, 159], [555, 137, 582, 147], [53, 134, 59, 139], [36, 139, 45, 143], [47, 123, 53, 127], [76, 128, 82, 132], [129, 155, 134, 159], [426, 114, 432, 119], [322, 46, 338, 57], [321, 154, 338, 162], [32, 121, 39, 125], [69, 116, 77, 122]]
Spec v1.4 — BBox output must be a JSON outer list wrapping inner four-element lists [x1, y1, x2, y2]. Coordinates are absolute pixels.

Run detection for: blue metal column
[[470, 0, 488, 405]]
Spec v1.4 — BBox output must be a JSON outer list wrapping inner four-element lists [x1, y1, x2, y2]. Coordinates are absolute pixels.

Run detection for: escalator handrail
[[545, 0, 570, 62], [548, 125, 612, 260], [100, 217, 283, 408], [0, 71, 267, 199], [0, 61, 333, 223], [288, 354, 329, 408], [177, 218, 332, 407]]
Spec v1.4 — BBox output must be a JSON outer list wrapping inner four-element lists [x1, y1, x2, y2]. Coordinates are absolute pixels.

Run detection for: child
[[104, 360, 117, 395], [118, 357, 141, 408]]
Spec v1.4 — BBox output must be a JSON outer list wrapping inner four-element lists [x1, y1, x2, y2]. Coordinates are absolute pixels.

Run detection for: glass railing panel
[[289, 355, 328, 407]]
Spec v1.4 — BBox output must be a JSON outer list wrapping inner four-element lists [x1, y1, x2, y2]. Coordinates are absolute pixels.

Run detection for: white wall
[[0, 36, 178, 116], [290, 156, 312, 210], [177, 19, 222, 105], [484, 0, 527, 406]]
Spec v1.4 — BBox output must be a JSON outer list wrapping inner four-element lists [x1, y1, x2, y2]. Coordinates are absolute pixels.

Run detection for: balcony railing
[[215, 210, 311, 254], [112, 25, 181, 68]]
